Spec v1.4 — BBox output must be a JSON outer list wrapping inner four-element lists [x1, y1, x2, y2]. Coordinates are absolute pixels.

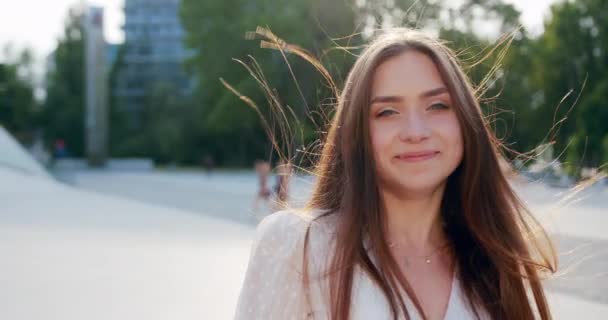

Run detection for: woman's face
[[369, 50, 463, 197]]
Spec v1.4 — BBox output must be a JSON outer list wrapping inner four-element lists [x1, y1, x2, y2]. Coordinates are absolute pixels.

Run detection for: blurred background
[[0, 0, 607, 319]]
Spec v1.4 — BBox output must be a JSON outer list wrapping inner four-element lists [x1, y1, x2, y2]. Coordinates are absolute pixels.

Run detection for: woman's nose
[[398, 111, 430, 143]]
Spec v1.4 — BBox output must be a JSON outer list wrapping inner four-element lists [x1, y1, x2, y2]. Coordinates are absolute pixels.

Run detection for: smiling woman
[[234, 28, 556, 320]]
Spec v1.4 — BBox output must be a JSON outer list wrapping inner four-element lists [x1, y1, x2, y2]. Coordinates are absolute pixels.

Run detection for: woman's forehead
[[370, 51, 447, 98]]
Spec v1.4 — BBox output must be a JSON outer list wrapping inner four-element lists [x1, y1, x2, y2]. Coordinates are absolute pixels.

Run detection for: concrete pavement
[[1, 168, 605, 319]]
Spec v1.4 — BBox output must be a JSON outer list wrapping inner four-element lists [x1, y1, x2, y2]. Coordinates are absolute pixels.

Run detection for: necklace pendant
[[425, 259, 431, 264]]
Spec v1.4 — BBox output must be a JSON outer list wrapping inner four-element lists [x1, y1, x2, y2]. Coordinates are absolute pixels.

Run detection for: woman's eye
[[377, 109, 398, 117], [428, 103, 449, 111]]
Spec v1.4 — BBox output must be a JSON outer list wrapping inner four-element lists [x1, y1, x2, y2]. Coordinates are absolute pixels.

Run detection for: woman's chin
[[383, 178, 447, 199]]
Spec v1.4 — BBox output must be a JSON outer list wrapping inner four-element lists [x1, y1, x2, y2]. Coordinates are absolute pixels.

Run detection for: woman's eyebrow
[[420, 87, 448, 98], [370, 87, 448, 104], [370, 95, 403, 104]]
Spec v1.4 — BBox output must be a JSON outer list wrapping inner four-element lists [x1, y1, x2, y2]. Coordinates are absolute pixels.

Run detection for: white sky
[[0, 0, 558, 62]]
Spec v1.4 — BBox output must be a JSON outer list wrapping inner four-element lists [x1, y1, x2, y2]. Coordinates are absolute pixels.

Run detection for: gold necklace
[[388, 241, 451, 266]]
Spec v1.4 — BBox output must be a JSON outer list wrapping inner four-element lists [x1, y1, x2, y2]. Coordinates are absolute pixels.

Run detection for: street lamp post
[[84, 6, 108, 166]]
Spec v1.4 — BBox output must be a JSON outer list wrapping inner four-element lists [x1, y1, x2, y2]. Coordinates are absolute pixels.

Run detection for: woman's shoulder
[[257, 209, 338, 240], [257, 210, 310, 232], [254, 209, 338, 263], [236, 209, 337, 319]]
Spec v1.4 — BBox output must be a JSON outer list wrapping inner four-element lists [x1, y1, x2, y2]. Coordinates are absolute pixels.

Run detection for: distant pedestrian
[[54, 139, 67, 159], [252, 160, 272, 214], [272, 161, 292, 209], [202, 155, 215, 175]]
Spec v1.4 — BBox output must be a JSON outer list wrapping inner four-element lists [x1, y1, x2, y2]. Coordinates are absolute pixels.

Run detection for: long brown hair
[[303, 29, 556, 320]]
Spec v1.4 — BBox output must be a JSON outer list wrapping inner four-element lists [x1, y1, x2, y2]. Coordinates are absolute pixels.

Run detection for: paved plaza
[[1, 169, 607, 319]]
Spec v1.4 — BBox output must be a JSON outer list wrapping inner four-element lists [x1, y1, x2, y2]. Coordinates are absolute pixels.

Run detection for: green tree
[[0, 48, 38, 144], [111, 82, 193, 164], [531, 0, 607, 167], [180, 0, 362, 166], [567, 79, 608, 167], [43, 6, 85, 157], [179, 0, 608, 170]]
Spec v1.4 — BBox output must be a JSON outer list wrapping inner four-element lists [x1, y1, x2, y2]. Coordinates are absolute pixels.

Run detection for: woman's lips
[[395, 151, 440, 162]]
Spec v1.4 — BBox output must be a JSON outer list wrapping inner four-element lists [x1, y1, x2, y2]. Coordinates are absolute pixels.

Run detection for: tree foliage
[[180, 0, 363, 165], [43, 7, 86, 157], [8, 0, 606, 172], [0, 48, 38, 144], [531, 0, 607, 168]]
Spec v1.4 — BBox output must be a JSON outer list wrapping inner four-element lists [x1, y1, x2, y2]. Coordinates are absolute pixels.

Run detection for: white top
[[234, 210, 489, 320]]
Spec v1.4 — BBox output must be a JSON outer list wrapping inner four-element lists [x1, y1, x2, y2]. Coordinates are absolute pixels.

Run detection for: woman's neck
[[381, 183, 448, 253]]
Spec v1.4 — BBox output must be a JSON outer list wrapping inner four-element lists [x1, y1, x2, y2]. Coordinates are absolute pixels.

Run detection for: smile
[[395, 151, 440, 162]]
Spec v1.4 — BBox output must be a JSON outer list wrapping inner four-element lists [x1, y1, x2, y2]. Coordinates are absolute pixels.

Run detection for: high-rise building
[[114, 0, 193, 118]]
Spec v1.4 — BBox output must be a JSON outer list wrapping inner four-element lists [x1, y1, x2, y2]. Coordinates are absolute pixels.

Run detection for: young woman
[[234, 28, 556, 320]]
